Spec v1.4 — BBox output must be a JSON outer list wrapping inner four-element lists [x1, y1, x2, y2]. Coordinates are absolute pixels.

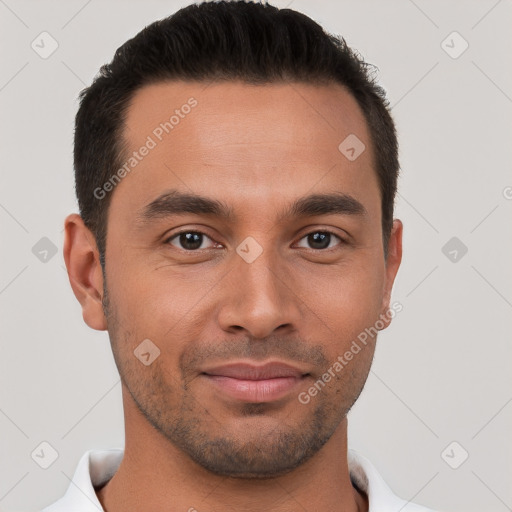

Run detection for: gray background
[[1, 0, 511, 511]]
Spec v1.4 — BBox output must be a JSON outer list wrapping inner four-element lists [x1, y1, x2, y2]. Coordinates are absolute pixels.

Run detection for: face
[[73, 80, 402, 478]]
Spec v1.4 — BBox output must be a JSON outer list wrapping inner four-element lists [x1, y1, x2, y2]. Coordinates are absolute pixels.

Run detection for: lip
[[201, 362, 309, 403], [202, 362, 307, 380]]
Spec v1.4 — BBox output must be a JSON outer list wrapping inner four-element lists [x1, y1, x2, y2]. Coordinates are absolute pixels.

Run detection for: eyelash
[[164, 229, 347, 252]]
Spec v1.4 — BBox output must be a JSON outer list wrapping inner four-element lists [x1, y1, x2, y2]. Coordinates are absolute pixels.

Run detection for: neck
[[96, 388, 368, 512]]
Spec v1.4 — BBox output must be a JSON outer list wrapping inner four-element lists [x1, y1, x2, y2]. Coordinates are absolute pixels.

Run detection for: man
[[44, 1, 436, 510]]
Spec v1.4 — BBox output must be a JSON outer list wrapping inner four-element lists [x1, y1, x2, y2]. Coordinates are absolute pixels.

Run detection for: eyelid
[[295, 222, 350, 240]]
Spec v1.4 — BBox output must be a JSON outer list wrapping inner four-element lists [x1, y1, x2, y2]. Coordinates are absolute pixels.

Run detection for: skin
[[64, 80, 402, 512]]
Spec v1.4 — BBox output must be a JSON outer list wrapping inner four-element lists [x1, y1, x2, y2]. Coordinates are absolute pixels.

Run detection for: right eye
[[164, 230, 220, 251]]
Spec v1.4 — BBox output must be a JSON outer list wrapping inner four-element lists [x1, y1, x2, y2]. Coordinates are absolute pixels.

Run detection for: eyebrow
[[135, 189, 368, 227]]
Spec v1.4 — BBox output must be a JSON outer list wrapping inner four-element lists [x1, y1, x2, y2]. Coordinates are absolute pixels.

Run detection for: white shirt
[[41, 449, 436, 511]]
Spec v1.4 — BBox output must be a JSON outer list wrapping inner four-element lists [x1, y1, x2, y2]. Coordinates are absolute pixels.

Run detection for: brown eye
[[296, 231, 343, 250], [166, 231, 216, 251]]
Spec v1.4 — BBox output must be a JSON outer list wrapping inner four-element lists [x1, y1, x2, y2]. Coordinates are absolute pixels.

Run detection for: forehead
[[112, 80, 378, 220], [123, 79, 369, 151]]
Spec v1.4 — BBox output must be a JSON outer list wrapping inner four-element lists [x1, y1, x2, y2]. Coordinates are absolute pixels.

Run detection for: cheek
[[106, 254, 187, 328], [106, 263, 214, 372], [295, 255, 385, 329]]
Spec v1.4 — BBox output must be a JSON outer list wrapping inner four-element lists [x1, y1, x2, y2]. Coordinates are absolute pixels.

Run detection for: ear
[[379, 219, 403, 329], [63, 213, 107, 331]]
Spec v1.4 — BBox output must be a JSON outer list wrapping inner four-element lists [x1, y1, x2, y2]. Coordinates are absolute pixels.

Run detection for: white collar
[[42, 448, 434, 511]]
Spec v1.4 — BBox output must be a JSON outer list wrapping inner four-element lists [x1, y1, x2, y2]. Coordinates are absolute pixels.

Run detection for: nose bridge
[[237, 247, 281, 304], [218, 237, 300, 337]]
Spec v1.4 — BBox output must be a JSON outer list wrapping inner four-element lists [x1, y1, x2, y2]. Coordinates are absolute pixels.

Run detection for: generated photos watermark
[[93, 97, 198, 200], [298, 301, 403, 405]]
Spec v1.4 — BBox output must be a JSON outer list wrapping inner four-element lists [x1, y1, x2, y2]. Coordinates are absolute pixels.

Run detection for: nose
[[216, 246, 302, 339]]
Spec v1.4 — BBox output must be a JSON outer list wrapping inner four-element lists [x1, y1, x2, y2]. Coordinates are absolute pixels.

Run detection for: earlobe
[[63, 213, 107, 331], [379, 219, 403, 329]]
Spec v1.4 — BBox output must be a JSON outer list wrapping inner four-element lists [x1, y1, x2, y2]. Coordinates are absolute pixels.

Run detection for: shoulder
[[348, 449, 439, 512], [39, 449, 123, 512]]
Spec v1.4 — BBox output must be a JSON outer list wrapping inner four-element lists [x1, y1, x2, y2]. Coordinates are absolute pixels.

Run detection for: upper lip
[[201, 361, 308, 380]]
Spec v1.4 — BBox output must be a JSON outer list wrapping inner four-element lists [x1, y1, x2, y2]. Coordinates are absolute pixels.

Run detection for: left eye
[[296, 231, 343, 250]]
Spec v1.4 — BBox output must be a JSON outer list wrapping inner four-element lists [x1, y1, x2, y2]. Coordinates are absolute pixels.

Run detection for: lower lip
[[203, 375, 305, 403]]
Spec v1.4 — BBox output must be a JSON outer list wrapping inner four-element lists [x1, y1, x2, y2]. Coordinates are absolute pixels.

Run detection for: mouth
[[200, 361, 310, 403]]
